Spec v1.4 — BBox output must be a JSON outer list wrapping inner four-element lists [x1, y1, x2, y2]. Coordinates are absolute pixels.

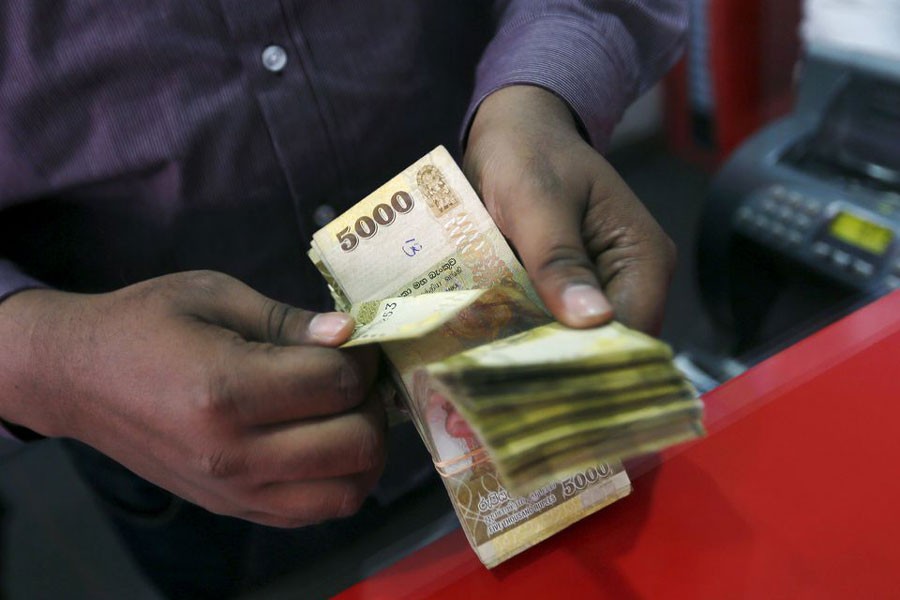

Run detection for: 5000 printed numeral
[[337, 191, 414, 251], [561, 463, 612, 499]]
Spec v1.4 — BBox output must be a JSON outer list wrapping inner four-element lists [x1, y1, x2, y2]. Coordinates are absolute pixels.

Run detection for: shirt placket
[[216, 0, 345, 243]]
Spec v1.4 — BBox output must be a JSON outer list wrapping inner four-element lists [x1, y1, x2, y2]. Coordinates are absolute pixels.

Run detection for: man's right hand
[[0, 271, 385, 528]]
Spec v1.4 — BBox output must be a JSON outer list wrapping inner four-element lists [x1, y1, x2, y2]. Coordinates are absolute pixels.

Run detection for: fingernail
[[309, 312, 354, 341], [562, 284, 612, 323]]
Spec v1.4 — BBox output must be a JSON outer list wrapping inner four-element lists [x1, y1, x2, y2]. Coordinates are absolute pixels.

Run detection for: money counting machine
[[697, 54, 900, 357]]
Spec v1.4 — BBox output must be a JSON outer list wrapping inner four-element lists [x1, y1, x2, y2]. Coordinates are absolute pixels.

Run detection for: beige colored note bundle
[[309, 146, 537, 310], [309, 147, 636, 567], [308, 146, 703, 567], [422, 319, 703, 494]]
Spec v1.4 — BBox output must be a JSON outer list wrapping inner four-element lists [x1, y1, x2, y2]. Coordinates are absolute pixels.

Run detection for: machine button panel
[[832, 250, 852, 269], [852, 260, 874, 278], [770, 185, 788, 201], [801, 198, 823, 215], [742, 185, 900, 290], [753, 215, 771, 230], [743, 186, 829, 248], [812, 242, 831, 258], [794, 213, 812, 229]]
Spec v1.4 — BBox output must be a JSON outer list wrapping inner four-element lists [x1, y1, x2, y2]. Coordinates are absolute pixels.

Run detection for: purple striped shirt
[[0, 1, 687, 310]]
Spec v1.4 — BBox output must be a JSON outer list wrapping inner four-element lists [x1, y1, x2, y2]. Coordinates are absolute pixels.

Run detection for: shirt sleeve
[[463, 0, 689, 152], [0, 116, 51, 303], [0, 259, 46, 303]]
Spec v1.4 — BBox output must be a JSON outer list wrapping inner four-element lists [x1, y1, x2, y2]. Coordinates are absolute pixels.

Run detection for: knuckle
[[352, 421, 386, 474], [334, 483, 369, 518], [259, 298, 291, 343], [196, 374, 236, 419], [333, 360, 365, 410], [197, 445, 246, 480], [188, 270, 230, 295], [158, 270, 233, 309], [604, 253, 641, 281], [537, 244, 595, 279], [296, 438, 330, 476]]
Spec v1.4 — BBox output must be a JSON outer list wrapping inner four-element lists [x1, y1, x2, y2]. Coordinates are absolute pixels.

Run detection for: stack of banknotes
[[308, 146, 703, 567], [424, 319, 703, 495]]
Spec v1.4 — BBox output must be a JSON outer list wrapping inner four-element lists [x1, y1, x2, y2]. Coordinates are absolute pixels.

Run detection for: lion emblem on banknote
[[417, 165, 460, 217]]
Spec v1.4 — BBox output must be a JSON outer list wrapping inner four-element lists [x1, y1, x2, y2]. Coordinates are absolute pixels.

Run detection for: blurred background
[[3, 0, 900, 597], [612, 0, 900, 390]]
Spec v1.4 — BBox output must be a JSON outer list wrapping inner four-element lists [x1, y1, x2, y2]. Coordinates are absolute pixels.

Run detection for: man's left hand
[[463, 85, 676, 334]]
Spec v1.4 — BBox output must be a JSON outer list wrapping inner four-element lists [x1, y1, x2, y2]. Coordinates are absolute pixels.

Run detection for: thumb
[[498, 190, 613, 329], [184, 271, 355, 346]]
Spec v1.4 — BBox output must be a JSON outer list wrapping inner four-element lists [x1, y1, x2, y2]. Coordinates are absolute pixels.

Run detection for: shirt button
[[313, 204, 337, 227], [261, 45, 288, 72]]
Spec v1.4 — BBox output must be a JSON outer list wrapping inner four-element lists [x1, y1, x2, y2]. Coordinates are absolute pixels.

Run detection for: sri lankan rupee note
[[308, 145, 538, 308], [308, 147, 632, 568], [343, 290, 633, 568]]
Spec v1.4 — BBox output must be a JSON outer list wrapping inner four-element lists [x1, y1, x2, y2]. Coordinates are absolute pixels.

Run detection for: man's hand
[[0, 271, 385, 527], [464, 85, 676, 333]]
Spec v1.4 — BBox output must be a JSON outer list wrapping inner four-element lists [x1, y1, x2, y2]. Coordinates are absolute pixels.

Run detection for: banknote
[[495, 397, 704, 459], [380, 286, 550, 469], [309, 145, 539, 307], [342, 289, 487, 348], [309, 147, 638, 568], [505, 417, 704, 490], [406, 312, 702, 493], [445, 458, 631, 568], [309, 147, 706, 567], [428, 321, 675, 381], [470, 382, 695, 437], [448, 365, 688, 411]]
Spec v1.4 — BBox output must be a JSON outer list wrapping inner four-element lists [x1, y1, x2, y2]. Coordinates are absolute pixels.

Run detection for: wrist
[[468, 85, 581, 150], [0, 288, 85, 438]]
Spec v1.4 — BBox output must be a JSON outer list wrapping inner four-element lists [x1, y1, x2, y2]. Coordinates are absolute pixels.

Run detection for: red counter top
[[338, 291, 900, 599]]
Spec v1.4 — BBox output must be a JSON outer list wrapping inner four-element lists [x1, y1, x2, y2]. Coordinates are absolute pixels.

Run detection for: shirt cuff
[[462, 13, 639, 153], [0, 422, 24, 444], [0, 259, 47, 303]]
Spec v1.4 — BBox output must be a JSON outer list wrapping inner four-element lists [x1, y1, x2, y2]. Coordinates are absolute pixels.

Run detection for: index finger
[[586, 188, 676, 334], [207, 335, 380, 426], [502, 187, 614, 328]]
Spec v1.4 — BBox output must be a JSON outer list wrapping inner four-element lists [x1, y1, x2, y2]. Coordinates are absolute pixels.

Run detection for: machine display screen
[[829, 212, 894, 255]]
